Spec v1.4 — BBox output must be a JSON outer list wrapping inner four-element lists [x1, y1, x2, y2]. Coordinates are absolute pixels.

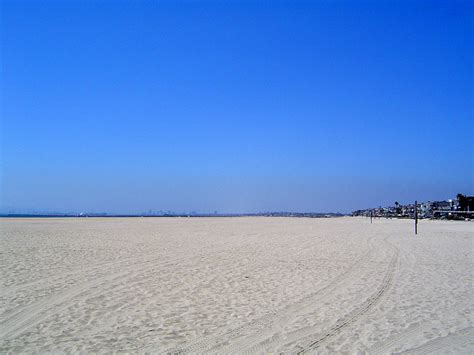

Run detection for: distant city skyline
[[0, 191, 469, 217], [1, 1, 472, 214]]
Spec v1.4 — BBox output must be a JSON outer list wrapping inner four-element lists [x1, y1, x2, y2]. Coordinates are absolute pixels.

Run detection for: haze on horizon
[[1, 1, 472, 215]]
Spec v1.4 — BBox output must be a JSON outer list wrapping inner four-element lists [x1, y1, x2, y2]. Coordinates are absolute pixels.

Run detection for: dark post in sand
[[414, 200, 418, 235]]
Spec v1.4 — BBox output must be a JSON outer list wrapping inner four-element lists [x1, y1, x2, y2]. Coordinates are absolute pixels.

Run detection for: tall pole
[[414, 200, 418, 235], [370, 210, 373, 224]]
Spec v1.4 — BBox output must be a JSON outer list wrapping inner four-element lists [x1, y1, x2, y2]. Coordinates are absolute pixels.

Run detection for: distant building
[[352, 193, 473, 220]]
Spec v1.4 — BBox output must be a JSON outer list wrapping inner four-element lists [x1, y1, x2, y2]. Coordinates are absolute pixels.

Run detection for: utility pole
[[414, 200, 418, 235]]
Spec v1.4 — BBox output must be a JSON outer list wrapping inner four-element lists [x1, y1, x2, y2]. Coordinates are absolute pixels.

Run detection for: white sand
[[0, 217, 472, 353]]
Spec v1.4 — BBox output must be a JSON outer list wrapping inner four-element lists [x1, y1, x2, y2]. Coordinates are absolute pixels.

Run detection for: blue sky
[[1, 0, 472, 214]]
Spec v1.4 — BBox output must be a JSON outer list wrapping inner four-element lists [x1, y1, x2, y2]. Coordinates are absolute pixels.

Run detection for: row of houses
[[352, 194, 473, 220]]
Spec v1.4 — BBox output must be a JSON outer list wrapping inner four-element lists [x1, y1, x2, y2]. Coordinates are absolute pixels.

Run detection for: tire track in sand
[[368, 319, 473, 354], [294, 244, 399, 354], [367, 322, 424, 354], [168, 236, 379, 354], [400, 326, 474, 354], [220, 239, 399, 354]]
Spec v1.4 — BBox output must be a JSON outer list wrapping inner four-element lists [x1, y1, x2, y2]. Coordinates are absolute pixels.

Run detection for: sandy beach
[[0, 217, 472, 353]]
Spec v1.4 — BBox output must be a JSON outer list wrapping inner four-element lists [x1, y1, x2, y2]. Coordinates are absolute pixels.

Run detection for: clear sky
[[1, 0, 472, 214]]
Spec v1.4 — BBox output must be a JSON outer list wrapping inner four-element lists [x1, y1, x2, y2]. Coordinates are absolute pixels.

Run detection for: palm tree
[[395, 201, 401, 215]]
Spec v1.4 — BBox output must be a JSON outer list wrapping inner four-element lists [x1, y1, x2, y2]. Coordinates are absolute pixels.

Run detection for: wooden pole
[[414, 200, 418, 235]]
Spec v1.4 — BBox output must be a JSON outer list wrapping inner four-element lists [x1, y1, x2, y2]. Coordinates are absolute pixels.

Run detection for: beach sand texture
[[0, 217, 473, 353]]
